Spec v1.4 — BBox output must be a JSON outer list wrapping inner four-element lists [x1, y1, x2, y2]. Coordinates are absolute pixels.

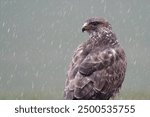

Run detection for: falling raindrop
[[20, 92, 24, 97], [127, 8, 131, 13], [35, 71, 39, 78], [50, 41, 54, 45], [6, 74, 13, 85], [13, 51, 16, 57], [2, 22, 5, 27], [129, 37, 132, 42], [58, 44, 62, 49], [133, 60, 137, 65], [31, 82, 34, 90], [14, 64, 18, 71], [7, 28, 10, 33], [10, 74, 13, 78], [90, 6, 94, 14], [41, 84, 45, 92], [43, 63, 46, 68]]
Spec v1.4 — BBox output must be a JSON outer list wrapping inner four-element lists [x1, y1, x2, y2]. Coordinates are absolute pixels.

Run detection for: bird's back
[[64, 40, 126, 100]]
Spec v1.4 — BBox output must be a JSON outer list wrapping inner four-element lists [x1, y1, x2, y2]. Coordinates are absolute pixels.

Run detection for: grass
[[0, 90, 150, 100], [116, 91, 150, 100]]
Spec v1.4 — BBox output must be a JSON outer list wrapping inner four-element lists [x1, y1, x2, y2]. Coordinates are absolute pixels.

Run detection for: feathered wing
[[64, 45, 126, 100], [79, 48, 116, 76]]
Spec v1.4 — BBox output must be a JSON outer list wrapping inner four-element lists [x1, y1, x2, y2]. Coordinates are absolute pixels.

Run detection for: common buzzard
[[64, 17, 127, 100]]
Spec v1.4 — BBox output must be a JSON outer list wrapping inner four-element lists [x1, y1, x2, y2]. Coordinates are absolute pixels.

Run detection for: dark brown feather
[[64, 18, 127, 100]]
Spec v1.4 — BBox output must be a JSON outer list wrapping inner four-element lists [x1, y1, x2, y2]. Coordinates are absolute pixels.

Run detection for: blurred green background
[[0, 0, 150, 99]]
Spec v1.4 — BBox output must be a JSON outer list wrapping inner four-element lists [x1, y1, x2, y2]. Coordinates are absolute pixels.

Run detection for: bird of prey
[[64, 17, 127, 100]]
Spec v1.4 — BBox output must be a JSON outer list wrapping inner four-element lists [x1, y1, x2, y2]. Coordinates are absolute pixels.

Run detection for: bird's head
[[82, 17, 112, 34]]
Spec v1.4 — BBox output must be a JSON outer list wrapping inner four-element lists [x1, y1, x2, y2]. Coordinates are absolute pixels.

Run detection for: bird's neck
[[89, 31, 102, 40], [88, 28, 119, 47]]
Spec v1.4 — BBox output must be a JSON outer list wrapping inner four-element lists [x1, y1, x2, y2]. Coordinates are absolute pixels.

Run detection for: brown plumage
[[64, 17, 127, 100]]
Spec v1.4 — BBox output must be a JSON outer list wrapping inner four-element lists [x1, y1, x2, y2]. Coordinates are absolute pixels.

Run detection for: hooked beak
[[82, 22, 89, 32]]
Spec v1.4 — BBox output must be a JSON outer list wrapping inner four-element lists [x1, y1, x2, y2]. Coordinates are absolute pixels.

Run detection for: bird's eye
[[91, 22, 100, 26]]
